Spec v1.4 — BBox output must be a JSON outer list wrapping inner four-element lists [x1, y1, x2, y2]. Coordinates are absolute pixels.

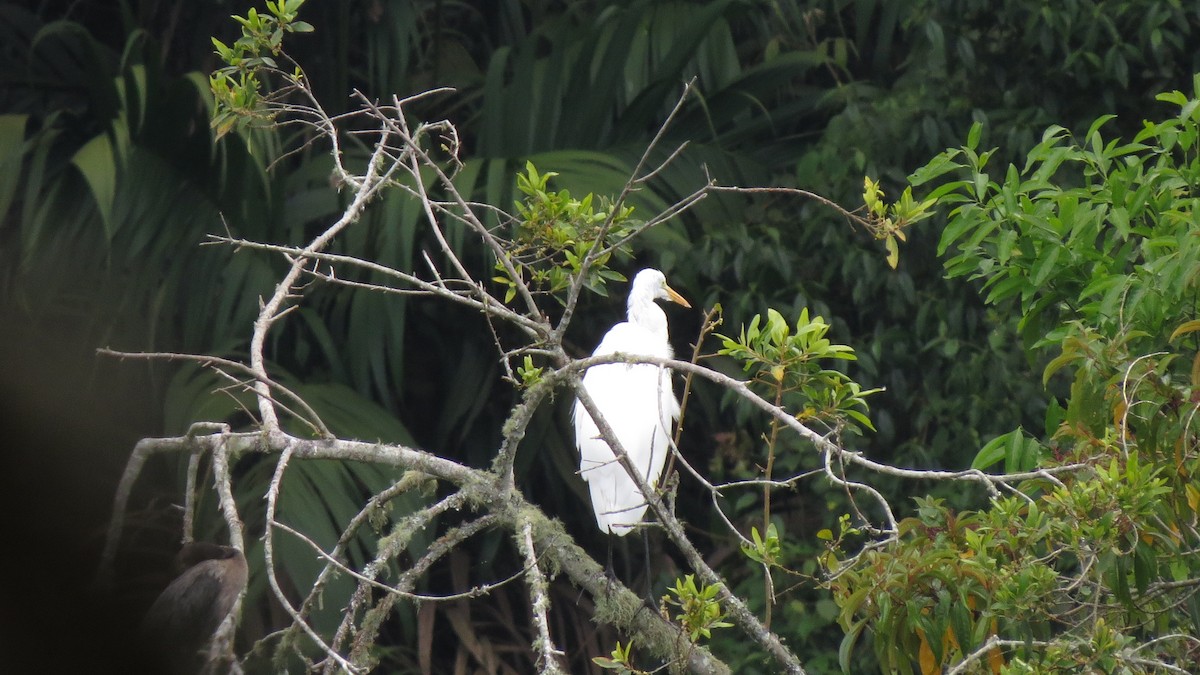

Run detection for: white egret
[[572, 268, 690, 536]]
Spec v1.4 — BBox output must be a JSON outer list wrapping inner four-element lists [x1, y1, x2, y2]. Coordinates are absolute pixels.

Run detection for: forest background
[[3, 0, 1199, 672]]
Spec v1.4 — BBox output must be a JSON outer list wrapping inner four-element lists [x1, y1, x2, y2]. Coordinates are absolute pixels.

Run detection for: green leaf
[[211, 37, 232, 61], [1085, 113, 1117, 143], [1003, 429, 1024, 473], [972, 170, 989, 201], [966, 120, 983, 150], [839, 618, 867, 673], [908, 150, 962, 186], [71, 133, 118, 238], [1133, 542, 1157, 594], [971, 432, 1011, 470], [845, 409, 876, 431], [1029, 246, 1062, 288], [0, 115, 27, 222], [1042, 350, 1078, 386]]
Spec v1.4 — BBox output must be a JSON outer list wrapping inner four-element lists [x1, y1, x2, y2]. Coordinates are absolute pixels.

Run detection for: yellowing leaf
[[1169, 319, 1200, 342], [917, 629, 938, 675], [885, 235, 899, 269], [1186, 483, 1200, 513], [988, 645, 1005, 674], [941, 625, 959, 656]]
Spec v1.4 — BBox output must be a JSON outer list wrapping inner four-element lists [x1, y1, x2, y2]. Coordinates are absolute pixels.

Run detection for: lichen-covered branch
[[516, 521, 567, 675], [97, 429, 730, 673]]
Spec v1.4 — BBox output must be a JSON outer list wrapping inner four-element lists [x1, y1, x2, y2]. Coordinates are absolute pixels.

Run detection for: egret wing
[[572, 322, 678, 534]]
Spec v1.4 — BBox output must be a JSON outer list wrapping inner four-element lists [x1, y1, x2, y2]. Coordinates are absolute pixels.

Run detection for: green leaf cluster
[[830, 76, 1200, 673], [833, 442, 1184, 672], [862, 176, 935, 269], [970, 428, 1042, 473], [494, 162, 634, 304], [718, 308, 881, 433], [210, 0, 312, 139], [515, 355, 544, 389], [662, 574, 734, 642], [741, 523, 781, 567], [592, 640, 646, 674]]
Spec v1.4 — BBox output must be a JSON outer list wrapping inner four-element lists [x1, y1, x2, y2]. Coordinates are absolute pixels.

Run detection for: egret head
[[630, 268, 691, 309]]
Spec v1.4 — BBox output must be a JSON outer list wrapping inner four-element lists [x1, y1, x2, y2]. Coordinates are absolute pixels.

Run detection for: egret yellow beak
[[665, 284, 691, 308]]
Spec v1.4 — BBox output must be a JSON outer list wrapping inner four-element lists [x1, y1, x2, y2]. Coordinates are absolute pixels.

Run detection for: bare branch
[[553, 78, 699, 345], [570, 373, 807, 674], [203, 235, 544, 338], [181, 448, 202, 545], [946, 636, 1049, 675], [262, 446, 362, 673], [97, 348, 331, 437], [516, 521, 567, 675]]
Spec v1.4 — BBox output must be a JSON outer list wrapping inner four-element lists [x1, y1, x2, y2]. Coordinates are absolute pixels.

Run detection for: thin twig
[[517, 521, 567, 675], [262, 445, 361, 673]]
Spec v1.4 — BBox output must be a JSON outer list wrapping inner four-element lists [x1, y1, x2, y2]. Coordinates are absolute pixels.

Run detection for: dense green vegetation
[[832, 77, 1200, 673], [4, 1, 1200, 672]]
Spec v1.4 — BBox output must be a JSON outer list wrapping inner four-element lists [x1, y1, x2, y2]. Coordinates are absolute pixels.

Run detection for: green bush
[[831, 74, 1200, 674]]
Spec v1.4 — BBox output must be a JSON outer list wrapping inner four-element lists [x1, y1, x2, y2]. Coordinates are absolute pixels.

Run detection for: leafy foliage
[[741, 522, 781, 568], [830, 75, 1200, 674], [593, 640, 645, 674], [9, 0, 1200, 672], [496, 162, 634, 303], [209, 0, 313, 138], [662, 574, 735, 642], [718, 307, 879, 433]]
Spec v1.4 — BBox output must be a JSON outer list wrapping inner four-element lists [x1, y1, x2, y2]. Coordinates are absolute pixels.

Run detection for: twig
[[946, 636, 1047, 675], [247, 112, 403, 433], [274, 518, 528, 602], [291, 475, 455, 628], [343, 514, 500, 670], [553, 78, 699, 347], [207, 430, 247, 671], [204, 236, 543, 337], [97, 348, 331, 437], [517, 521, 567, 675], [666, 304, 722, 481], [181, 448, 202, 544], [571, 375, 807, 674], [262, 445, 361, 673]]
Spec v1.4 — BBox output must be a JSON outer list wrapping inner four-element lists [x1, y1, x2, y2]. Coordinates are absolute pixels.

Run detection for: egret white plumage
[[572, 268, 690, 536]]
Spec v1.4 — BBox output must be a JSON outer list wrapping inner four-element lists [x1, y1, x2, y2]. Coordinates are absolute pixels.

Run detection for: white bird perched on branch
[[573, 268, 691, 536]]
